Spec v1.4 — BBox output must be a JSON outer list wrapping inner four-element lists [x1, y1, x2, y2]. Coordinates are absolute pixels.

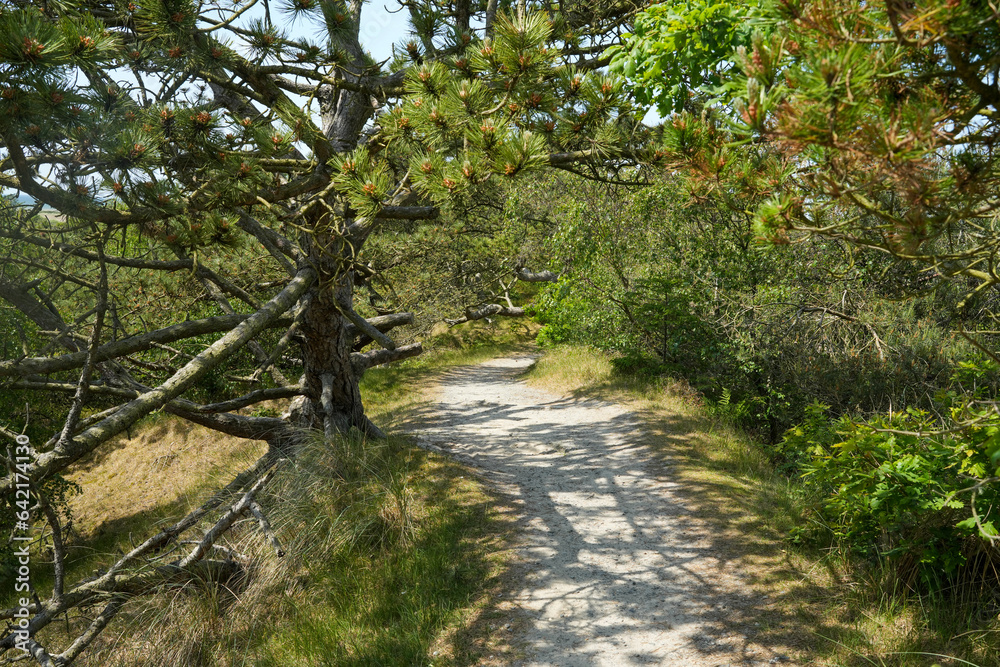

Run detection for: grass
[[5, 323, 534, 667], [80, 432, 517, 667], [0, 415, 270, 637], [523, 344, 1000, 667]]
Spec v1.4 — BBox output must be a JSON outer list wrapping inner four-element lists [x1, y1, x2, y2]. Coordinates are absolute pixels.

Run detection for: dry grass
[[71, 437, 519, 667], [65, 415, 267, 537]]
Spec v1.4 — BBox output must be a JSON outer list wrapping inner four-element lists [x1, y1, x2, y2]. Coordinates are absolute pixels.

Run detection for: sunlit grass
[[23, 332, 997, 666]]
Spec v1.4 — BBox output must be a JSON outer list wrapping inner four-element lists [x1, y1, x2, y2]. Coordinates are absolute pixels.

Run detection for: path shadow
[[398, 358, 859, 666]]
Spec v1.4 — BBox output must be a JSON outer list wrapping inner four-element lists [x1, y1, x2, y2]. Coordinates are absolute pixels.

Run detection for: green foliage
[[358, 174, 561, 339], [0, 305, 82, 581], [611, 0, 1000, 582], [532, 278, 628, 348], [609, 0, 762, 113], [0, 7, 118, 71], [783, 401, 1000, 589], [619, 0, 1000, 341], [380, 12, 643, 206], [331, 146, 393, 219], [527, 173, 1000, 452], [0, 475, 80, 584]]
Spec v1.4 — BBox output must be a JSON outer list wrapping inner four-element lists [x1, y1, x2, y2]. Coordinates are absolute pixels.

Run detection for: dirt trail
[[411, 356, 796, 667]]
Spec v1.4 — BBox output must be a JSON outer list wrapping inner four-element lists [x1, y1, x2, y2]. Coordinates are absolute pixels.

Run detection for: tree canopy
[[615, 0, 1000, 327]]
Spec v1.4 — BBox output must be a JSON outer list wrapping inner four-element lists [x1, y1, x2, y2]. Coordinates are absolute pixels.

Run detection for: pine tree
[[0, 0, 646, 662]]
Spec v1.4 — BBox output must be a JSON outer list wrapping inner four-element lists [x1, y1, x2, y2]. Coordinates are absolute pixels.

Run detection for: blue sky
[[359, 1, 413, 61]]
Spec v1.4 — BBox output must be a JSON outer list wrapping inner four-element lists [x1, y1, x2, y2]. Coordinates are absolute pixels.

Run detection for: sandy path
[[411, 356, 795, 667]]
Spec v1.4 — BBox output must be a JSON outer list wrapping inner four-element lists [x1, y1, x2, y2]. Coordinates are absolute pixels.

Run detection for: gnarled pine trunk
[[296, 267, 369, 436]]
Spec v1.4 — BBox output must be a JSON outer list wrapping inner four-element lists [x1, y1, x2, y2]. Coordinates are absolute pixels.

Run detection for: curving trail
[[411, 356, 796, 667]]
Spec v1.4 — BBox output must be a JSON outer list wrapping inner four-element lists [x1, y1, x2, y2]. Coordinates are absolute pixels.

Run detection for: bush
[[783, 402, 1000, 591]]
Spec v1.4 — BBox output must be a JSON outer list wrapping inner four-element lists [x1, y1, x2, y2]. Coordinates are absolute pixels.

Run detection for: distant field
[[6, 191, 55, 211]]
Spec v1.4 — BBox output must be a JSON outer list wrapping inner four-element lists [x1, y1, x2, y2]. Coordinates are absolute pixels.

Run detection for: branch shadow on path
[[400, 358, 856, 667]]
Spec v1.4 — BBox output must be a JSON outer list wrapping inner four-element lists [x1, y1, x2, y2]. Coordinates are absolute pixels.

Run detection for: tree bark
[[0, 268, 315, 493], [301, 281, 360, 432], [289, 33, 398, 437], [517, 268, 558, 282]]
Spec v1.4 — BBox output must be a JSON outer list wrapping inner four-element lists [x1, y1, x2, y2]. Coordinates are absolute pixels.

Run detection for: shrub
[[783, 402, 1000, 591]]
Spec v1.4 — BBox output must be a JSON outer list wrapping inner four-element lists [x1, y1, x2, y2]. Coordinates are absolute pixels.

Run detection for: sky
[[342, 0, 410, 62]]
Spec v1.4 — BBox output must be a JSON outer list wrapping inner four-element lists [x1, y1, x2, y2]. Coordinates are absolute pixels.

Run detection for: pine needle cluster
[[323, 12, 646, 211]]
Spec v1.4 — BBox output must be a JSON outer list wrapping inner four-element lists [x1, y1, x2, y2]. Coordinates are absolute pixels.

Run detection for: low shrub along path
[[410, 356, 795, 666]]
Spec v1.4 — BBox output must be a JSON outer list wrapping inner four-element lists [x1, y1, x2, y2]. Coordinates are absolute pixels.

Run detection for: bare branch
[[347, 312, 414, 350], [0, 314, 294, 379], [53, 596, 127, 666], [178, 467, 278, 567], [516, 268, 558, 282], [445, 303, 525, 326], [376, 205, 439, 220], [248, 500, 285, 558], [57, 233, 109, 447], [338, 300, 396, 350], [351, 342, 423, 374]]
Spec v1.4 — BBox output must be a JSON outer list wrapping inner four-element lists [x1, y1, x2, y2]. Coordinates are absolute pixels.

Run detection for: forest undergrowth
[[5, 305, 999, 666]]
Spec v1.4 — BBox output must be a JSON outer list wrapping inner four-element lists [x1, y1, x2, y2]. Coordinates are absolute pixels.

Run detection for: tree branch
[[0, 314, 292, 379], [0, 268, 315, 493], [516, 267, 558, 282], [350, 342, 423, 374], [347, 312, 414, 350], [445, 303, 525, 326]]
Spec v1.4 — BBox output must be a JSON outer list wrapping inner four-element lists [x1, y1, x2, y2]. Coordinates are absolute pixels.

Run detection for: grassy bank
[[524, 345, 1000, 667], [7, 324, 533, 667]]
